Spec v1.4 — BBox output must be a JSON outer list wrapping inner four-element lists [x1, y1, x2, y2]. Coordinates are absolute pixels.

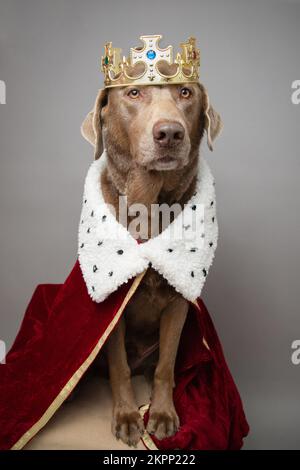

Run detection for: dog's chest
[[124, 268, 178, 334]]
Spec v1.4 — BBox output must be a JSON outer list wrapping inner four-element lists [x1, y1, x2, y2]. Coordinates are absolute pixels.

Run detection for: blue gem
[[146, 50, 156, 60]]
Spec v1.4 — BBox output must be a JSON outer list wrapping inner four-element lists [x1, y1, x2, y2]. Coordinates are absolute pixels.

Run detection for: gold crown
[[101, 34, 200, 88]]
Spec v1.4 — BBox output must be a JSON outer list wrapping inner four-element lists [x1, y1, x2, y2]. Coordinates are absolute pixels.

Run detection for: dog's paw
[[112, 406, 145, 447], [147, 407, 179, 440]]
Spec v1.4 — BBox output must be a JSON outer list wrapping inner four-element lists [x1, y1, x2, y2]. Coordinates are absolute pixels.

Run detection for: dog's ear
[[199, 84, 223, 151], [81, 88, 108, 160], [81, 111, 95, 146]]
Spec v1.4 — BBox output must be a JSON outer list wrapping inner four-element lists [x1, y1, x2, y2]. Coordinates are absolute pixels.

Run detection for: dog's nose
[[153, 121, 185, 147]]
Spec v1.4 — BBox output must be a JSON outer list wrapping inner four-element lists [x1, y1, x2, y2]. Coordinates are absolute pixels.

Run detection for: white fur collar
[[78, 149, 218, 303]]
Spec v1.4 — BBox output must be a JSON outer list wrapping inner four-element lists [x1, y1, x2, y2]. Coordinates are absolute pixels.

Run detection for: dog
[[81, 82, 222, 447]]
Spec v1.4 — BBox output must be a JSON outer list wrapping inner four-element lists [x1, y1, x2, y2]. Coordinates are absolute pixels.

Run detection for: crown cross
[[130, 35, 173, 82]]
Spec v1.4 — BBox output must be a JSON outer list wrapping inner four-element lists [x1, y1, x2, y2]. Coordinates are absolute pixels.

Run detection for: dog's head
[[81, 83, 222, 171]]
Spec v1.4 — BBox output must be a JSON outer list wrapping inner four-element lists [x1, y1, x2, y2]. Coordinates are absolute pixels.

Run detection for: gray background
[[0, 0, 299, 449]]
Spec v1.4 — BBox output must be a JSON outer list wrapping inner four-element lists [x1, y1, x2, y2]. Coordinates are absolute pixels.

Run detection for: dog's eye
[[180, 87, 192, 98], [127, 88, 140, 99]]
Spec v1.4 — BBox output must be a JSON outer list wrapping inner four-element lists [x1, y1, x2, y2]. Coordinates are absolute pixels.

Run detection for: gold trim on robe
[[139, 404, 158, 450]]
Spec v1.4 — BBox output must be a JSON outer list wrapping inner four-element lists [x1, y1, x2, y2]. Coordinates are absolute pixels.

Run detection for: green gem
[[104, 56, 109, 65]]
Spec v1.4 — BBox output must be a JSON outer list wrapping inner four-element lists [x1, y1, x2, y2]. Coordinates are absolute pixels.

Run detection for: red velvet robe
[[0, 260, 249, 450]]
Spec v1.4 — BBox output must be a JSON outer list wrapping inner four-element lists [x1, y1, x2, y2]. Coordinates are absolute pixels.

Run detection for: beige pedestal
[[25, 375, 151, 450]]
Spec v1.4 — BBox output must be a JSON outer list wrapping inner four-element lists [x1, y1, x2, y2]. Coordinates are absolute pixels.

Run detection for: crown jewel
[[101, 34, 200, 88]]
